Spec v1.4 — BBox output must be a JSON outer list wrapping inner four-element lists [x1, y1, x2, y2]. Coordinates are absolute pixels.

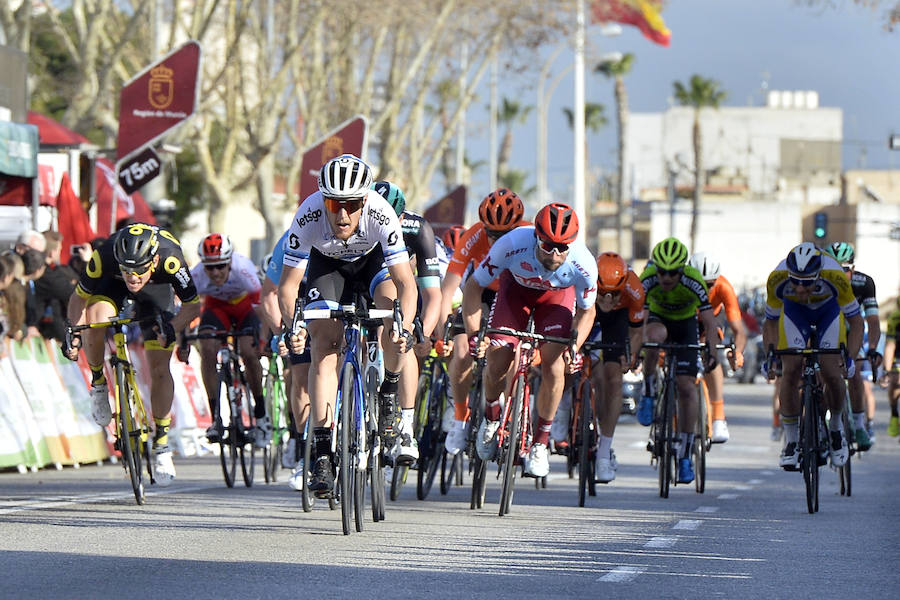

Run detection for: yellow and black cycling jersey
[[764, 253, 859, 320], [76, 224, 200, 304], [886, 307, 900, 341]]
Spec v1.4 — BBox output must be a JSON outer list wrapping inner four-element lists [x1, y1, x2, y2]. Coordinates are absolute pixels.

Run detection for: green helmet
[[372, 181, 406, 217], [825, 241, 855, 266], [651, 237, 689, 270]]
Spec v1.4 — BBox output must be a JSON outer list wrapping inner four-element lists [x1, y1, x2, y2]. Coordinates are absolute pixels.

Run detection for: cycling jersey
[[847, 269, 878, 317], [265, 231, 289, 285], [191, 252, 261, 305], [283, 190, 409, 271], [596, 269, 645, 324], [887, 308, 900, 341], [400, 210, 440, 288], [641, 263, 710, 321], [447, 223, 498, 291], [472, 226, 598, 309], [708, 274, 741, 322], [764, 254, 860, 321]]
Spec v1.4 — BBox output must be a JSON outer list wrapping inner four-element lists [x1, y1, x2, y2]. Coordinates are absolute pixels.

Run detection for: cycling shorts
[[304, 247, 390, 309], [586, 307, 632, 364], [647, 312, 700, 377], [775, 299, 844, 350], [487, 270, 574, 348], [199, 296, 260, 334], [84, 280, 177, 350]]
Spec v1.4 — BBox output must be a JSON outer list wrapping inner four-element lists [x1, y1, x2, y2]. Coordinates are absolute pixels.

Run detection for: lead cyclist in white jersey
[[463, 202, 597, 478], [277, 154, 417, 496]]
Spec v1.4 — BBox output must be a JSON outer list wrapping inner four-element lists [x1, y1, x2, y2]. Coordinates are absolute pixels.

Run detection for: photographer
[[33, 232, 80, 342]]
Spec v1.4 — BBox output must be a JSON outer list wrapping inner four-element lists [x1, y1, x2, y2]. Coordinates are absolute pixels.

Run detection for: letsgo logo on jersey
[[296, 207, 323, 228], [369, 207, 391, 227]]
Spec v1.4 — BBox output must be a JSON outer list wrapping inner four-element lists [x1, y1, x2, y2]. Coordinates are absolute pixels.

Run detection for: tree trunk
[[690, 113, 702, 252]]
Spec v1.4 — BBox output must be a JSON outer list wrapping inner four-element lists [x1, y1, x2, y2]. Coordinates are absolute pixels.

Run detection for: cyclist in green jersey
[[637, 237, 719, 484], [882, 297, 900, 438]]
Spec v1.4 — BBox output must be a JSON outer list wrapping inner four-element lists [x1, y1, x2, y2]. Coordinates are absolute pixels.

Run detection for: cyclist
[[63, 223, 201, 486], [687, 251, 747, 444], [637, 237, 719, 485], [438, 189, 526, 455], [465, 202, 597, 478], [190, 234, 270, 447], [762, 242, 863, 470], [442, 225, 466, 253], [278, 154, 417, 495], [584, 252, 645, 482], [824, 241, 881, 449], [882, 296, 900, 439]]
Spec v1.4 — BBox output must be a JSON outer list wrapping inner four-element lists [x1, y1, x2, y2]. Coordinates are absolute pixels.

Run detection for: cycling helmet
[[596, 252, 628, 293], [825, 241, 855, 266], [113, 224, 159, 269], [688, 251, 720, 283], [260, 253, 273, 275], [785, 242, 823, 280], [478, 188, 524, 232], [318, 154, 373, 199], [534, 202, 579, 244], [198, 233, 234, 265], [650, 237, 688, 271], [442, 225, 466, 251], [372, 181, 406, 217]]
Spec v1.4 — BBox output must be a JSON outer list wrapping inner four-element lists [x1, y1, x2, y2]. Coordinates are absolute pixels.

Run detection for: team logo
[[520, 261, 533, 272], [148, 64, 174, 109], [307, 287, 321, 301]]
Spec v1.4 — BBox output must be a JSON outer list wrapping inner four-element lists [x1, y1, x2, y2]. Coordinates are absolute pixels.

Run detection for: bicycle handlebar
[[485, 326, 574, 347], [181, 329, 257, 342]]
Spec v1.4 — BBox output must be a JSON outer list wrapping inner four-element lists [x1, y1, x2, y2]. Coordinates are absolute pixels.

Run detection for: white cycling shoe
[[153, 445, 176, 487], [90, 384, 111, 427], [524, 443, 550, 478]]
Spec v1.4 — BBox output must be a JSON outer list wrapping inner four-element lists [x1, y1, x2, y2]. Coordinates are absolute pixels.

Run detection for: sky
[[472, 0, 900, 205]]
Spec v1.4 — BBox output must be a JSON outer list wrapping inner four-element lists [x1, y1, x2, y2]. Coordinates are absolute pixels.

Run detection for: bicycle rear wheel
[[499, 375, 524, 516], [657, 382, 673, 499], [468, 377, 487, 510], [416, 373, 442, 500], [238, 380, 256, 488], [693, 379, 709, 494], [577, 379, 593, 507], [370, 439, 385, 522], [117, 363, 145, 505], [338, 363, 355, 535], [440, 449, 463, 495], [839, 410, 852, 497], [800, 386, 820, 514], [217, 371, 237, 488]]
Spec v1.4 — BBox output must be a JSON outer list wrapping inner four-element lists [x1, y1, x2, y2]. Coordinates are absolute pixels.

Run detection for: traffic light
[[813, 211, 828, 240]]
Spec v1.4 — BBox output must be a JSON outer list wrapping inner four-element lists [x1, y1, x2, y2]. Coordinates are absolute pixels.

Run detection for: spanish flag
[[592, 0, 672, 47]]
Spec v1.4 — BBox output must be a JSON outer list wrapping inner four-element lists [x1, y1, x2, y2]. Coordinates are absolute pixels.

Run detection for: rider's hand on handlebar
[[845, 357, 856, 379], [468, 335, 488, 359], [434, 339, 452, 357], [566, 350, 584, 374], [866, 349, 883, 370], [390, 328, 414, 354], [704, 342, 719, 372], [727, 349, 743, 371], [289, 327, 308, 355]]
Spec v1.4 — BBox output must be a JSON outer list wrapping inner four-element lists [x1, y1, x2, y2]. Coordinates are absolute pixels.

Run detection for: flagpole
[[573, 0, 586, 243]]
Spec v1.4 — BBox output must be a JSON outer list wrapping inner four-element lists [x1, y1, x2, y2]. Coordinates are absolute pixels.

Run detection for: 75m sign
[[117, 147, 162, 195]]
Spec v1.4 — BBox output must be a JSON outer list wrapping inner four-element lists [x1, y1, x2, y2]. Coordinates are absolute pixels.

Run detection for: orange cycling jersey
[[447, 221, 531, 292], [597, 270, 645, 324], [707, 274, 741, 323]]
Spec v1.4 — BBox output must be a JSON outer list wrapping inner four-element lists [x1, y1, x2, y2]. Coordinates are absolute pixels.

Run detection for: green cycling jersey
[[640, 263, 712, 321]]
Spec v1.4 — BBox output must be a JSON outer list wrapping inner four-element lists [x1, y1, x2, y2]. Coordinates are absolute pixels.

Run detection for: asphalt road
[[2, 381, 898, 599]]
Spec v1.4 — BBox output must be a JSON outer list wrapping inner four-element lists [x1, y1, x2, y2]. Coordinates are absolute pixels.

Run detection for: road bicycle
[[837, 352, 878, 497], [569, 339, 629, 507], [771, 335, 847, 514], [388, 319, 426, 502], [67, 313, 161, 505], [181, 328, 259, 488], [642, 341, 708, 499], [296, 299, 400, 535], [262, 352, 290, 483], [488, 318, 572, 517], [693, 342, 733, 494], [466, 318, 490, 510]]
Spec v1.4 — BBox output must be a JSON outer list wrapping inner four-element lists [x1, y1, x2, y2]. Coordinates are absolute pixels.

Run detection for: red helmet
[[596, 252, 628, 293], [442, 225, 466, 251], [478, 188, 524, 233], [198, 233, 234, 265], [534, 202, 578, 245]]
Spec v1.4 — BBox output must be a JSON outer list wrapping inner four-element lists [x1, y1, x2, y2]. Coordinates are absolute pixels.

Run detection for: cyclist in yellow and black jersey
[[762, 242, 863, 471], [63, 223, 202, 486]]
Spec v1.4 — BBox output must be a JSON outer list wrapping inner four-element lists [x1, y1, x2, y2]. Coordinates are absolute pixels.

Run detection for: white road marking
[[732, 484, 751, 491], [598, 566, 644, 582], [747, 479, 763, 485], [644, 536, 678, 548], [718, 493, 739, 500], [673, 519, 702, 530], [695, 506, 719, 513], [0, 485, 214, 514]]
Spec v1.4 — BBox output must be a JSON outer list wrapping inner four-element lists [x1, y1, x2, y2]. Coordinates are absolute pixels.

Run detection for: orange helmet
[[478, 188, 524, 233], [596, 252, 628, 293], [442, 225, 466, 251], [534, 202, 579, 245]]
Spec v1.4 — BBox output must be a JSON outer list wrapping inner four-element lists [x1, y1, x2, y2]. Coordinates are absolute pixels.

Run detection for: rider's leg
[[83, 300, 117, 384], [238, 335, 265, 418], [198, 337, 220, 418], [483, 344, 515, 421], [533, 342, 567, 446]]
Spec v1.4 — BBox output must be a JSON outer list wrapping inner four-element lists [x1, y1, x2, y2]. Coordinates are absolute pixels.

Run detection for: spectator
[[68, 237, 104, 275], [15, 229, 46, 254], [0, 256, 13, 340], [1, 252, 27, 340], [34, 232, 79, 341], [20, 248, 47, 339]]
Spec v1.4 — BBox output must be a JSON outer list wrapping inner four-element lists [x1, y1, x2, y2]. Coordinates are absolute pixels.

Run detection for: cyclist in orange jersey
[[688, 252, 747, 444]]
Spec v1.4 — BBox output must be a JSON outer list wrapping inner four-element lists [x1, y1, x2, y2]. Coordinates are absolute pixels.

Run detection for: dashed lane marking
[[718, 493, 739, 500], [644, 536, 678, 548], [695, 506, 719, 513], [673, 519, 702, 530], [598, 566, 644, 582]]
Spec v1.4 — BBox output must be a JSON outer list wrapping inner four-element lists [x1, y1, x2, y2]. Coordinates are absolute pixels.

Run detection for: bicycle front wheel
[[839, 409, 852, 497], [800, 385, 820, 514], [217, 371, 237, 488], [116, 363, 145, 505], [577, 378, 594, 507], [693, 379, 710, 494], [338, 363, 355, 535], [658, 382, 673, 499], [499, 374, 524, 517], [238, 380, 256, 488]]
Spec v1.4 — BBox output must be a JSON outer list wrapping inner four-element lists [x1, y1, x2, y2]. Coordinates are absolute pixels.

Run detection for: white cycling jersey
[[283, 190, 409, 271], [190, 252, 261, 301], [472, 226, 598, 309]]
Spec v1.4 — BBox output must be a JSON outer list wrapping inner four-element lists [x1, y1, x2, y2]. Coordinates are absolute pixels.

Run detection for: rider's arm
[[865, 313, 881, 355], [277, 264, 306, 326], [387, 259, 417, 334], [439, 271, 463, 333], [846, 312, 864, 359], [699, 307, 719, 349], [462, 275, 485, 338], [66, 289, 88, 327], [170, 299, 201, 332], [420, 286, 442, 339], [572, 304, 596, 348], [257, 276, 283, 335], [762, 317, 778, 353]]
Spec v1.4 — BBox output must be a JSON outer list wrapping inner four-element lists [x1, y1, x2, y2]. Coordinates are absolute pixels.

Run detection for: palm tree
[[672, 74, 727, 251], [595, 53, 635, 257], [497, 97, 533, 180]]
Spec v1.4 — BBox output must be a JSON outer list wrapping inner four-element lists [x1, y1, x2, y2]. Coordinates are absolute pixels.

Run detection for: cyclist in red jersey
[[442, 225, 466, 253], [688, 252, 747, 444]]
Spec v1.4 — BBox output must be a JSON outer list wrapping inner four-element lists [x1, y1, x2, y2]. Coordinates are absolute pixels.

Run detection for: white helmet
[[318, 154, 373, 199], [785, 242, 822, 279], [688, 251, 720, 283]]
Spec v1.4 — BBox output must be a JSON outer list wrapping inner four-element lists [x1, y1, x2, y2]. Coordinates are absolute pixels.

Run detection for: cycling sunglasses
[[485, 228, 505, 241], [204, 263, 229, 272], [789, 276, 817, 287], [324, 196, 365, 214], [119, 263, 153, 277], [538, 239, 569, 255], [657, 267, 682, 277]]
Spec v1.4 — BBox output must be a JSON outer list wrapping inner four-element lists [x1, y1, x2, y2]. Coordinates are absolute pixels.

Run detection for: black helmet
[[113, 224, 159, 269]]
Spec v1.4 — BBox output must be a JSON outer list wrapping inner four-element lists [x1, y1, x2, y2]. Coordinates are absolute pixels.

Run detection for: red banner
[[298, 116, 368, 204], [592, 0, 671, 47], [116, 41, 202, 161], [56, 172, 96, 263], [423, 185, 467, 238]]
